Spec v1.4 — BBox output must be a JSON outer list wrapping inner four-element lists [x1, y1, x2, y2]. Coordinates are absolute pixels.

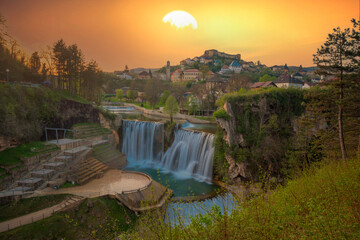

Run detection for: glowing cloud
[[163, 10, 198, 29]]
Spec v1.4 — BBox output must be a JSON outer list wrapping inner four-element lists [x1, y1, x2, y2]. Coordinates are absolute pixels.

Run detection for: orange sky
[[0, 0, 358, 71]]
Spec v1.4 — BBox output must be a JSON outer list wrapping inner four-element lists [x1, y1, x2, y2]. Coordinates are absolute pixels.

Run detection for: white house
[[229, 60, 242, 73]]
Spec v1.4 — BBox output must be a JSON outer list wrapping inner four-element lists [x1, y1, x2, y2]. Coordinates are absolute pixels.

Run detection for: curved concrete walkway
[[32, 169, 151, 198]]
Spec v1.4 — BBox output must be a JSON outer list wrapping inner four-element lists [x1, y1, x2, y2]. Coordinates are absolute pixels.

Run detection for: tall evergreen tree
[[313, 19, 360, 161], [29, 51, 41, 73]]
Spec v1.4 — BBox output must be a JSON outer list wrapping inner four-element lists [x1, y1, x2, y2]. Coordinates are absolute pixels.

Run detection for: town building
[[292, 72, 303, 80], [171, 69, 183, 82], [275, 73, 304, 88], [219, 65, 233, 75], [138, 71, 151, 80], [229, 60, 242, 73], [183, 69, 200, 81], [250, 81, 277, 90]]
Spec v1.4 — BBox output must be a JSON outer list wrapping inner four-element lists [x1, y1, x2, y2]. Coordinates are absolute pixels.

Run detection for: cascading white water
[[122, 120, 214, 183], [122, 120, 164, 162], [161, 129, 214, 183]]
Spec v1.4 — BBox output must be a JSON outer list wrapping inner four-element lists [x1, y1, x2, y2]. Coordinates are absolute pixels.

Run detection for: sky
[[0, 0, 358, 71]]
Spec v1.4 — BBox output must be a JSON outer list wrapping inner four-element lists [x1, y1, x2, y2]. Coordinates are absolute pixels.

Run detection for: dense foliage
[[124, 157, 360, 239], [215, 88, 305, 179], [0, 85, 114, 143]]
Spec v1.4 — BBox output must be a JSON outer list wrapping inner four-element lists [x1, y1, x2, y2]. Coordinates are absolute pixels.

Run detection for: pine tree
[[313, 19, 360, 161]]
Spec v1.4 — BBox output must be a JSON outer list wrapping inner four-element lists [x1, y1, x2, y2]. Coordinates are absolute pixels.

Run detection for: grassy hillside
[[0, 196, 137, 239], [126, 157, 360, 239], [0, 194, 68, 222]]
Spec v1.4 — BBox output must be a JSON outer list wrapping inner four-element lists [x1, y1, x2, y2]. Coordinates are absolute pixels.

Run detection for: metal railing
[[45, 127, 76, 142]]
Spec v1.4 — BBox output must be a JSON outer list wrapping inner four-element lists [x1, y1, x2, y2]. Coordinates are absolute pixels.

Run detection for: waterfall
[[161, 129, 214, 183], [122, 120, 164, 162], [122, 120, 214, 183]]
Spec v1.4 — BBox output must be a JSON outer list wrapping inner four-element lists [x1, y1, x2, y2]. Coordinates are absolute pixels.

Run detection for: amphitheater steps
[[72, 158, 109, 185]]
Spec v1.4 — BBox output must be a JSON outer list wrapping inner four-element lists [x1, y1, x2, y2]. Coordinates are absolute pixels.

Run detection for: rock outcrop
[[225, 153, 250, 180], [216, 103, 245, 147]]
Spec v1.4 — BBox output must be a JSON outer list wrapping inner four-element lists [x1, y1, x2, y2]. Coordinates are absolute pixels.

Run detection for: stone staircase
[[92, 143, 127, 169], [1, 139, 93, 197], [71, 158, 108, 184]]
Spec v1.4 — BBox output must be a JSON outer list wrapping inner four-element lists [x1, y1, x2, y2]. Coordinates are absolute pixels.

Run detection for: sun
[[162, 11, 198, 29]]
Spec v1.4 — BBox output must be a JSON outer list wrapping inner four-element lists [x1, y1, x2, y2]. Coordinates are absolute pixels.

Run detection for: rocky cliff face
[[48, 99, 101, 129], [217, 103, 245, 147], [215, 88, 304, 182]]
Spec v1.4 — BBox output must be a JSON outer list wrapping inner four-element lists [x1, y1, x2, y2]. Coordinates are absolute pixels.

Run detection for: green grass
[[127, 157, 360, 239], [0, 194, 69, 222], [59, 90, 90, 104], [133, 102, 161, 110], [0, 197, 137, 239], [0, 173, 10, 179], [0, 142, 58, 167], [59, 182, 79, 188], [72, 123, 112, 139]]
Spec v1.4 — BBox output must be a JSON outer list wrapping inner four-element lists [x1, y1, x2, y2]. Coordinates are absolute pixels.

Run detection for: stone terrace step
[[55, 156, 72, 163], [47, 139, 84, 150], [92, 139, 109, 147], [64, 146, 91, 156], [43, 162, 65, 171], [17, 178, 43, 188], [31, 169, 55, 180]]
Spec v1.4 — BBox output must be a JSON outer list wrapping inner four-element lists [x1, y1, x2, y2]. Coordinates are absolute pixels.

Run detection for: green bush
[[213, 108, 230, 120]]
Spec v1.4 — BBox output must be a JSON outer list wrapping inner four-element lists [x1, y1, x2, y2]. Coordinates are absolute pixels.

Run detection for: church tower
[[166, 61, 170, 81]]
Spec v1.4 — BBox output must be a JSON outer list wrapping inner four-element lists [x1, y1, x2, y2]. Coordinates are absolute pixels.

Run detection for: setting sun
[[162, 10, 198, 29]]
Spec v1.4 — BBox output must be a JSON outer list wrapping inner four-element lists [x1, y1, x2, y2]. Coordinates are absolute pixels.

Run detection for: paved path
[[32, 169, 151, 198], [0, 195, 83, 233], [124, 103, 213, 124]]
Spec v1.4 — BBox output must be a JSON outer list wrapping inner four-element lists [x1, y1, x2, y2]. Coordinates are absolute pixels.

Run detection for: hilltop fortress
[[203, 49, 241, 60]]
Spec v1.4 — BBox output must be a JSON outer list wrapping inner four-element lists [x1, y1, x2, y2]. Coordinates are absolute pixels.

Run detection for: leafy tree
[[164, 95, 179, 123], [192, 61, 199, 70], [186, 96, 200, 115], [0, 14, 7, 46], [200, 65, 210, 80], [127, 89, 137, 101], [145, 78, 163, 108], [116, 89, 124, 99], [228, 74, 252, 91], [259, 74, 277, 82], [313, 19, 359, 161], [159, 90, 170, 105]]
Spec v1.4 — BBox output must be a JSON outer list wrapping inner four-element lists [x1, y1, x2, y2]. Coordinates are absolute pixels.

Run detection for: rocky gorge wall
[[214, 88, 304, 183]]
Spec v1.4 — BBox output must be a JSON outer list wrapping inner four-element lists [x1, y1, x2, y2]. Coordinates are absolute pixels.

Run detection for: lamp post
[[5, 69, 9, 83]]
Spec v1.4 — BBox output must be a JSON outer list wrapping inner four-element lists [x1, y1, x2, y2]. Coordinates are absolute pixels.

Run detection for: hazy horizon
[[0, 0, 358, 71]]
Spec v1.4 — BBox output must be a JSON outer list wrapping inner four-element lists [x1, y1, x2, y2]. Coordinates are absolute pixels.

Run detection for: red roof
[[221, 65, 229, 69], [250, 81, 276, 88], [184, 69, 199, 72]]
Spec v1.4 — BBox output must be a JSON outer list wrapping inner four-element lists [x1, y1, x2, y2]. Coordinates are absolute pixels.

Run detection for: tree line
[[0, 14, 105, 103]]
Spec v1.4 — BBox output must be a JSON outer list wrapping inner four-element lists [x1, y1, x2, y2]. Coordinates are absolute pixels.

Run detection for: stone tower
[[166, 61, 170, 81]]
